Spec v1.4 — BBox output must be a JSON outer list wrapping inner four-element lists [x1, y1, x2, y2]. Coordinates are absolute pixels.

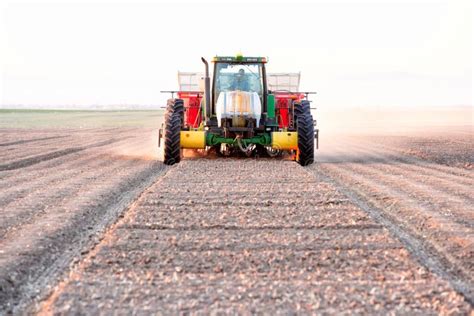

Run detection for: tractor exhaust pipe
[[201, 57, 211, 122]]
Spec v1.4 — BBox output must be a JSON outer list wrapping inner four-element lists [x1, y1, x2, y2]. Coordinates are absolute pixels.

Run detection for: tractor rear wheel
[[297, 114, 314, 166], [164, 111, 182, 165], [165, 99, 184, 121], [294, 100, 310, 118]]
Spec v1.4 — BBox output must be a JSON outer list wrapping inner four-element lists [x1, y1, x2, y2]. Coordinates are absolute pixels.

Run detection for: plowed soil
[[0, 108, 472, 314]]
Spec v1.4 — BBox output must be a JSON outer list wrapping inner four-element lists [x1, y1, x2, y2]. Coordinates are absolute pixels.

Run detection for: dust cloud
[[108, 128, 161, 161], [315, 105, 472, 137]]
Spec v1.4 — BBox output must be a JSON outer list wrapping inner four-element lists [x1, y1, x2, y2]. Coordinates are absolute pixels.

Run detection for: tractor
[[158, 55, 318, 165]]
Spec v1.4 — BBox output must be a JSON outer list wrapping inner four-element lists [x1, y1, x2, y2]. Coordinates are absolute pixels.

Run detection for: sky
[[0, 0, 472, 108]]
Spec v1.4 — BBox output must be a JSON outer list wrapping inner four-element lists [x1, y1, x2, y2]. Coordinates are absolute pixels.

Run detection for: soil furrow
[[321, 144, 474, 223], [0, 134, 146, 183], [37, 159, 471, 314], [341, 161, 474, 225], [312, 163, 473, 292], [312, 168, 474, 305], [0, 138, 126, 171], [317, 162, 474, 250], [0, 161, 167, 314], [340, 137, 474, 177], [0, 133, 92, 161], [0, 158, 138, 238], [120, 223, 383, 231], [0, 128, 141, 162], [0, 153, 115, 207], [333, 139, 474, 186], [0, 136, 69, 147]]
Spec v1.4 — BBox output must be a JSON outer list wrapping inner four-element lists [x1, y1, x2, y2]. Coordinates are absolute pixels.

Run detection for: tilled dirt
[[0, 127, 167, 313], [349, 129, 473, 170], [314, 131, 474, 288], [1, 118, 473, 314], [38, 158, 472, 314]]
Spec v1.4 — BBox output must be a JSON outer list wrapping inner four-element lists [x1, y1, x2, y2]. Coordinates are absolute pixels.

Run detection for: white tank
[[215, 91, 262, 127]]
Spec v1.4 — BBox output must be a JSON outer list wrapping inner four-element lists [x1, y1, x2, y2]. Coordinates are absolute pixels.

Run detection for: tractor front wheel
[[297, 114, 314, 166]]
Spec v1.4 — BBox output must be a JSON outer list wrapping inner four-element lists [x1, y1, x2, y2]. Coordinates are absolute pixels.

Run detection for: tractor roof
[[212, 55, 267, 63]]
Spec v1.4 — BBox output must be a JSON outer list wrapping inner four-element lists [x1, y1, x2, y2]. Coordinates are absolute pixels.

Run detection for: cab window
[[214, 63, 263, 100]]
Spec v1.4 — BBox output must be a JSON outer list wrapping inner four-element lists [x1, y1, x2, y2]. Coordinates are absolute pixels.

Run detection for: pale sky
[[0, 0, 472, 108]]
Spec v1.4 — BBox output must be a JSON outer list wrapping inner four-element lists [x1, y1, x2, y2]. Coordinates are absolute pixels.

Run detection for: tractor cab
[[210, 56, 267, 130]]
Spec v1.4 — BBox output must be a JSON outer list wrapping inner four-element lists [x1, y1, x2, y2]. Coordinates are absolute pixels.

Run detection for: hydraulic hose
[[236, 136, 254, 156]]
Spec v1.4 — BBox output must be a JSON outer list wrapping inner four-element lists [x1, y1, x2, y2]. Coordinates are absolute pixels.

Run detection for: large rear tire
[[164, 111, 182, 165], [297, 114, 314, 166], [165, 99, 184, 121], [294, 100, 310, 118]]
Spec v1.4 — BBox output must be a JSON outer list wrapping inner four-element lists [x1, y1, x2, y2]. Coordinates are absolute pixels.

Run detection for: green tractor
[[159, 55, 318, 165]]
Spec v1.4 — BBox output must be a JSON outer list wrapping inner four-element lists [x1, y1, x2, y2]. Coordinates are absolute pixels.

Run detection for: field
[[0, 107, 472, 313]]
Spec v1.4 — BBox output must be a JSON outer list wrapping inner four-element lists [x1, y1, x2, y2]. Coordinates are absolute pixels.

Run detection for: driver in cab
[[233, 68, 250, 91]]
